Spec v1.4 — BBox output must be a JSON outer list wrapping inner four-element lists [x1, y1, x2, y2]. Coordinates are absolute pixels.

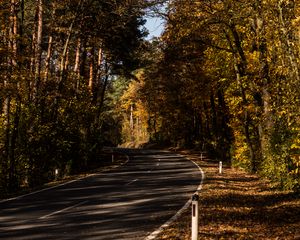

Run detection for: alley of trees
[[1, 0, 299, 196], [121, 0, 300, 191]]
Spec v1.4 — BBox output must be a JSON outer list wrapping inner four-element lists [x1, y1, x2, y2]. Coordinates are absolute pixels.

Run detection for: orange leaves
[[156, 151, 300, 239]]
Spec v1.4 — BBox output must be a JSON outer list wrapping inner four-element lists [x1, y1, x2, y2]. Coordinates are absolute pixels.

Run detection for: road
[[0, 149, 203, 240]]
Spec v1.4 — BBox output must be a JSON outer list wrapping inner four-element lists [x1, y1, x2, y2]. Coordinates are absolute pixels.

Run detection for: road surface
[[0, 149, 203, 240]]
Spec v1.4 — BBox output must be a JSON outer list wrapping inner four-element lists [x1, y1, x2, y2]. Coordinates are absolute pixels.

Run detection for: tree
[[139, 0, 300, 190], [0, 0, 149, 194]]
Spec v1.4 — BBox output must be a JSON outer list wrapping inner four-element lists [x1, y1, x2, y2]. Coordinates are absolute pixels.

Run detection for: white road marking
[[0, 180, 78, 204], [39, 200, 89, 220], [148, 159, 161, 173], [144, 155, 205, 240], [125, 179, 138, 185], [0, 151, 130, 204]]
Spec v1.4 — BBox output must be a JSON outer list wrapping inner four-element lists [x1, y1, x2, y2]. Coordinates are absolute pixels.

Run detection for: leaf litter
[[155, 151, 300, 240]]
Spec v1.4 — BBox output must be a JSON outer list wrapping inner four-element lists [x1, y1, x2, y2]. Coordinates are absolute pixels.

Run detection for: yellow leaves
[[246, 51, 260, 70], [119, 70, 150, 145], [290, 128, 300, 151], [291, 143, 300, 150], [291, 16, 300, 28], [120, 77, 144, 110], [291, 155, 300, 175]]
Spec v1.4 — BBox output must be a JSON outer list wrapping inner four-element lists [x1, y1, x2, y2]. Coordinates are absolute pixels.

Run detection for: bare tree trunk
[[130, 104, 134, 141], [203, 102, 211, 139], [88, 47, 94, 92], [95, 47, 103, 81], [4, 0, 19, 191], [58, 22, 73, 87], [58, 0, 83, 87], [74, 37, 81, 90], [9, 0, 19, 190], [19, 0, 24, 54], [95, 62, 109, 127], [64, 48, 69, 72], [11, 0, 17, 68], [74, 38, 81, 75], [34, 0, 43, 99], [44, 35, 53, 82], [210, 91, 217, 136]]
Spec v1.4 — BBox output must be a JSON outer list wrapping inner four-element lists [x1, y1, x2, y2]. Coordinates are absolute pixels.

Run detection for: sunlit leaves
[[139, 0, 300, 190]]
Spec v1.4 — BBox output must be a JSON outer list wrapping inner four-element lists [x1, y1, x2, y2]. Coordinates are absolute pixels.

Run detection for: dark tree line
[[0, 0, 151, 194]]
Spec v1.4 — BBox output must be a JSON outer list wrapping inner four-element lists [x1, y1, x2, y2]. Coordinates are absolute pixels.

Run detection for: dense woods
[[133, 0, 300, 191], [0, 0, 152, 194], [1, 0, 299, 196]]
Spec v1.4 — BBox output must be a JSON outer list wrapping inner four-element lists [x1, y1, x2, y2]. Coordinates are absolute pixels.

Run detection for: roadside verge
[[155, 150, 300, 240], [0, 149, 129, 203]]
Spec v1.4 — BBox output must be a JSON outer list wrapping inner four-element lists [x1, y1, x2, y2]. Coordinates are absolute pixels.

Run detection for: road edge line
[[39, 200, 89, 219], [144, 154, 205, 240], [0, 151, 130, 204]]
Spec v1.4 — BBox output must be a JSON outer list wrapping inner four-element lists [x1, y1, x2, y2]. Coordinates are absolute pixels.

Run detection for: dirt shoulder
[[156, 150, 300, 240]]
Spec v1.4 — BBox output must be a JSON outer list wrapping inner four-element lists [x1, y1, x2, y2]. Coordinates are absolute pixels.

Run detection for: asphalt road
[[0, 149, 203, 240]]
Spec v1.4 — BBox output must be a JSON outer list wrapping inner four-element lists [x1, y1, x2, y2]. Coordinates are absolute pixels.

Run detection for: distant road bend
[[0, 149, 204, 240]]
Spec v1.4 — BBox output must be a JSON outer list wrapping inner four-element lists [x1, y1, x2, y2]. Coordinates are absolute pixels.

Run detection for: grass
[[156, 150, 300, 240]]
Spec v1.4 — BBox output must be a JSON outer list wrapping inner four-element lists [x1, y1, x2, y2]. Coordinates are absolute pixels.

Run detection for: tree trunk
[[130, 104, 134, 141], [34, 0, 43, 99], [4, 0, 19, 192], [44, 35, 53, 82], [224, 26, 258, 171], [210, 91, 217, 136], [93, 61, 109, 129], [88, 47, 94, 92], [59, 21, 73, 87], [253, 1, 273, 163], [95, 47, 103, 88], [278, 0, 300, 83], [19, 0, 24, 55], [59, 0, 84, 87], [74, 37, 81, 90], [203, 102, 211, 139], [80, 43, 87, 77]]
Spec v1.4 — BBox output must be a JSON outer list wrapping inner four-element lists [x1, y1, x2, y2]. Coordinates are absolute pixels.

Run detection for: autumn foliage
[[0, 0, 147, 194], [128, 0, 300, 190], [1, 0, 299, 195]]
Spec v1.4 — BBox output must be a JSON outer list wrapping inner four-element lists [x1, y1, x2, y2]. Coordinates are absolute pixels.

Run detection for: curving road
[[0, 149, 203, 240]]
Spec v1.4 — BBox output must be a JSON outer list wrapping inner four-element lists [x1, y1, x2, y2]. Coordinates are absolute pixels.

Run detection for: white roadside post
[[219, 161, 222, 174], [55, 169, 59, 180], [191, 193, 199, 240], [110, 148, 114, 163]]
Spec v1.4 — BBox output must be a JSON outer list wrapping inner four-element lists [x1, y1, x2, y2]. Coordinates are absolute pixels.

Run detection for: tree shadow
[[198, 168, 300, 239]]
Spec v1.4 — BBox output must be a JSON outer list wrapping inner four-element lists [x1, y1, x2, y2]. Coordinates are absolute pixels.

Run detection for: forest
[[0, 0, 299, 196]]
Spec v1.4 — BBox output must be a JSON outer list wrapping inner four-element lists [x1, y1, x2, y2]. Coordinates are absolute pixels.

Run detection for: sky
[[144, 17, 165, 39]]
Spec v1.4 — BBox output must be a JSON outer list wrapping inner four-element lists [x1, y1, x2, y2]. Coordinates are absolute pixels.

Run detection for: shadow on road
[[0, 149, 203, 240]]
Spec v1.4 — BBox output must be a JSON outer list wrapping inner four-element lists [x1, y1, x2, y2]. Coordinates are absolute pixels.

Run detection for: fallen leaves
[[156, 151, 300, 240]]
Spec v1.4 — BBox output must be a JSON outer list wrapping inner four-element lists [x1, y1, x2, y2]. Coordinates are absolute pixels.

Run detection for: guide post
[[191, 193, 199, 240]]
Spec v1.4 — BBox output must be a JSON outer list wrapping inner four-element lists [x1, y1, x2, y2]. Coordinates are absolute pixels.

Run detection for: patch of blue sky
[[144, 17, 165, 40]]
